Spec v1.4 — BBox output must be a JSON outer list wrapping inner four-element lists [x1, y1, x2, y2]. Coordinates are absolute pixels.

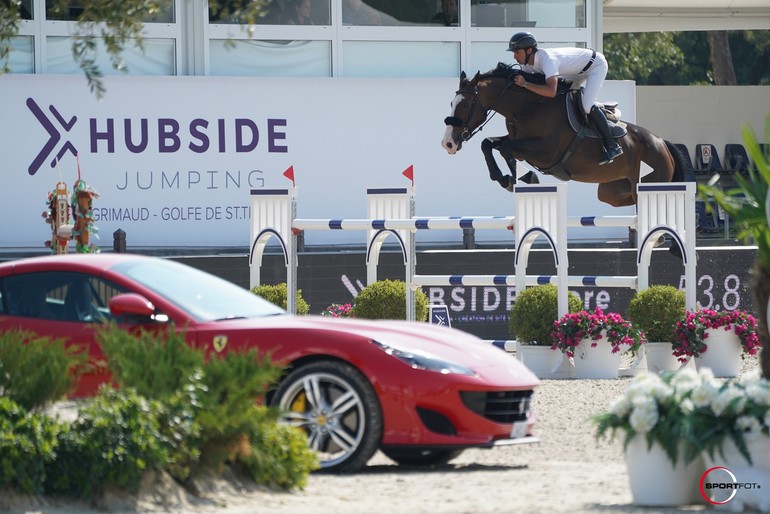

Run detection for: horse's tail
[[664, 139, 686, 183]]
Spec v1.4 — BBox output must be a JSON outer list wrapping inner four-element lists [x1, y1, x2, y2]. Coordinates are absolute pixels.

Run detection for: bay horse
[[441, 63, 685, 207]]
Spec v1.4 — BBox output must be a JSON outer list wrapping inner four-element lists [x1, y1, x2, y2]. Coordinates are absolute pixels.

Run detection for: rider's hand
[[514, 75, 527, 88]]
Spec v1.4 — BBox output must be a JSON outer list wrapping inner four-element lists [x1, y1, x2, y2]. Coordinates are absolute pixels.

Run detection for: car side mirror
[[109, 293, 156, 318]]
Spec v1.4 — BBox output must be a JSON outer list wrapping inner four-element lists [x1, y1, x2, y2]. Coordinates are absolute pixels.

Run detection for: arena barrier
[[249, 182, 696, 322]]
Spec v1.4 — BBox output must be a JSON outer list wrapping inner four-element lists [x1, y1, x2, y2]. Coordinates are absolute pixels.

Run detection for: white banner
[[0, 75, 636, 249]]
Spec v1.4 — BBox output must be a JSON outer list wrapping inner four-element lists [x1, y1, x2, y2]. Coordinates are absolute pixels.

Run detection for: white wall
[[636, 86, 770, 159]]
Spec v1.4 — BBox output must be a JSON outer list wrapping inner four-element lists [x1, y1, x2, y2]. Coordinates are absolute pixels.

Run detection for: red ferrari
[[0, 254, 539, 471]]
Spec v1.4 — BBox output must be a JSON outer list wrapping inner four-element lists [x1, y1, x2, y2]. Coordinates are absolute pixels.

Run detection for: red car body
[[0, 254, 538, 470]]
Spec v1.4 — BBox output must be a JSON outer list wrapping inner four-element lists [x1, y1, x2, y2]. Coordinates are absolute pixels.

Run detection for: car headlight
[[372, 340, 476, 376]]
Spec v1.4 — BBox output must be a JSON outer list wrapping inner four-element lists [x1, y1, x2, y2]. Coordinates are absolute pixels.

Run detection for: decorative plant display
[[551, 309, 645, 358], [321, 303, 353, 318], [508, 284, 582, 345], [672, 308, 761, 362], [42, 162, 100, 254], [349, 280, 429, 321], [627, 285, 686, 342], [70, 178, 100, 253]]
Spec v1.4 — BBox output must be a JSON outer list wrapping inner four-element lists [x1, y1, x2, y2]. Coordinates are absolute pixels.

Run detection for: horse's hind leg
[[597, 180, 635, 207], [498, 139, 538, 184]]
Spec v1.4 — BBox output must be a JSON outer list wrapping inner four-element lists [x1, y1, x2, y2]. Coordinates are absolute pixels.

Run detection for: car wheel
[[273, 360, 382, 472], [381, 447, 464, 466]]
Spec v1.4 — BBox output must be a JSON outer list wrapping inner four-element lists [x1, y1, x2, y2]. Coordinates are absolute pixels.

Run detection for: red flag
[[283, 165, 296, 187], [402, 165, 414, 187]]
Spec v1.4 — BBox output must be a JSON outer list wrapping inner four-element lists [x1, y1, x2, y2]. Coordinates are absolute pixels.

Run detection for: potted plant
[[551, 309, 644, 379], [594, 369, 706, 506], [349, 279, 429, 321], [508, 284, 582, 378], [698, 117, 770, 380], [627, 285, 686, 373], [672, 308, 761, 377]]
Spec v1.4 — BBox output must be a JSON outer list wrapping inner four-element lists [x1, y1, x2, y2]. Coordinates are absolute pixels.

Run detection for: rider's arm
[[514, 75, 558, 98]]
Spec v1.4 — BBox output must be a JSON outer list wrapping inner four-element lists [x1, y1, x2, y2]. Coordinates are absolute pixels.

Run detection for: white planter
[[701, 433, 770, 511], [516, 343, 572, 379], [644, 342, 680, 374], [625, 436, 704, 506], [573, 338, 621, 379], [694, 327, 742, 378]]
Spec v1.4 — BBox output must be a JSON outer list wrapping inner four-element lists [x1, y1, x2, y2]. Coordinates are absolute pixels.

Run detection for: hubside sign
[[0, 75, 635, 249]]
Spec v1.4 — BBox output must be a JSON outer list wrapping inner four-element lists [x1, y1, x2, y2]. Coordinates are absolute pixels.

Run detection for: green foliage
[[0, 329, 85, 410], [508, 284, 582, 345], [349, 279, 429, 321], [195, 348, 282, 467], [251, 283, 310, 314], [98, 324, 205, 401], [0, 398, 61, 494], [0, 0, 21, 74], [627, 285, 686, 342], [605, 32, 685, 83], [45, 387, 171, 498], [240, 407, 319, 490]]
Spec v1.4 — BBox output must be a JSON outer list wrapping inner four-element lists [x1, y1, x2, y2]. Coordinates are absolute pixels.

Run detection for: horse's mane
[[479, 62, 571, 90]]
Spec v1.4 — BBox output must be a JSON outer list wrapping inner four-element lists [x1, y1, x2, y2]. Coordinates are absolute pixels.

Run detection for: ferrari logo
[[212, 335, 228, 353]]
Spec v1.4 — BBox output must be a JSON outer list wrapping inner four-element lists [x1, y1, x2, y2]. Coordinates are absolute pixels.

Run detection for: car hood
[[219, 314, 539, 385]]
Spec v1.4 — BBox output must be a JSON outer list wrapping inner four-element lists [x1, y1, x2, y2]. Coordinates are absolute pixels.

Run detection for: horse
[[441, 63, 686, 208]]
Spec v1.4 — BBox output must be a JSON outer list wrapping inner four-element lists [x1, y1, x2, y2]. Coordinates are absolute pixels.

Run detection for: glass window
[[46, 36, 176, 75], [428, 0, 459, 26], [45, 0, 174, 22], [343, 41, 459, 77], [471, 0, 585, 28], [6, 36, 34, 73], [210, 39, 331, 77], [4, 272, 126, 323], [210, 0, 330, 25]]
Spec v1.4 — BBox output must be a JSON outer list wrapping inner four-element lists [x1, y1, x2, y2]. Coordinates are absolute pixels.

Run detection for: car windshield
[[112, 259, 286, 322]]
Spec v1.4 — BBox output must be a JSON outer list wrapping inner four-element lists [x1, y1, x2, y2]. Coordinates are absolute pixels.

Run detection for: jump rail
[[249, 182, 696, 321]]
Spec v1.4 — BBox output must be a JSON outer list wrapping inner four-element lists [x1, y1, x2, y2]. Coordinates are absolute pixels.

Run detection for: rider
[[506, 31, 623, 166]]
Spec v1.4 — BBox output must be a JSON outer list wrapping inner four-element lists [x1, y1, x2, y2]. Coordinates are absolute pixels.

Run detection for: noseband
[[444, 81, 513, 142]]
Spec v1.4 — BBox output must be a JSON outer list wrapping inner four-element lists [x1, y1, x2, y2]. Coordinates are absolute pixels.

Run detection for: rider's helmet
[[507, 31, 537, 52]]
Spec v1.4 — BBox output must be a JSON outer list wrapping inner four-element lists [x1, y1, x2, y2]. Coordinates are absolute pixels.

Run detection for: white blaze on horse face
[[441, 93, 464, 155]]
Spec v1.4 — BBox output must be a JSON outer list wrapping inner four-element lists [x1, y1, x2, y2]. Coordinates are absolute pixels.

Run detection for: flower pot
[[644, 342, 680, 373], [516, 342, 572, 379], [573, 337, 621, 379], [625, 436, 704, 506], [701, 433, 770, 509], [694, 327, 742, 378]]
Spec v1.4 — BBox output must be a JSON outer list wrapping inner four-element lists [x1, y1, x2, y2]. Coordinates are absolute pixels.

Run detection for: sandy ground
[[1, 356, 761, 514]]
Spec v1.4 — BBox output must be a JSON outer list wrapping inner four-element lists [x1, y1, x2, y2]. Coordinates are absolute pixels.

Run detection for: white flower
[[764, 410, 770, 430], [736, 415, 762, 435], [679, 398, 694, 414], [670, 368, 701, 396], [609, 397, 631, 417], [692, 381, 719, 408], [629, 397, 659, 434], [710, 385, 745, 417], [745, 381, 770, 407]]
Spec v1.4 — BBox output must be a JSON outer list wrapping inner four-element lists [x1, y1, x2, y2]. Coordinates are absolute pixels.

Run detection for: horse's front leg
[[497, 138, 539, 185], [481, 136, 515, 191]]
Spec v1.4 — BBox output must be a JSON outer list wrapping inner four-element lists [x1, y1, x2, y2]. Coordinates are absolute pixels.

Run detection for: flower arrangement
[[672, 308, 761, 363], [321, 303, 353, 318], [593, 368, 770, 466], [551, 309, 644, 358]]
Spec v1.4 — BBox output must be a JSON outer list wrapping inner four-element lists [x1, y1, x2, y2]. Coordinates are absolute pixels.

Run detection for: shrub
[[0, 398, 61, 494], [237, 406, 319, 490], [0, 329, 85, 410], [98, 324, 205, 401], [509, 284, 582, 345], [627, 285, 686, 342], [251, 283, 310, 314], [350, 279, 429, 321], [195, 348, 283, 468], [45, 387, 171, 498]]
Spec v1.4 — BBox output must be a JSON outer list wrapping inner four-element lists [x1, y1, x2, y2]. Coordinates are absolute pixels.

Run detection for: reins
[[444, 77, 516, 142]]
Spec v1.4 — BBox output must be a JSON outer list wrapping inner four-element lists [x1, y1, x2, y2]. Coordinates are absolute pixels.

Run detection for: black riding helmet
[[508, 31, 537, 65], [507, 31, 537, 52]]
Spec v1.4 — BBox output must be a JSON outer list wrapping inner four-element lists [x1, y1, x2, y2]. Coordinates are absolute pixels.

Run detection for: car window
[[112, 259, 286, 322], [5, 271, 127, 323]]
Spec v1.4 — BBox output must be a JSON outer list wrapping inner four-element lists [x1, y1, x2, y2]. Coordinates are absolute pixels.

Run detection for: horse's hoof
[[506, 176, 515, 192], [521, 171, 539, 184]]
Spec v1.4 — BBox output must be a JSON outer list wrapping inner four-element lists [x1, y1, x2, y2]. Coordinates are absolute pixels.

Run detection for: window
[[4, 272, 126, 323]]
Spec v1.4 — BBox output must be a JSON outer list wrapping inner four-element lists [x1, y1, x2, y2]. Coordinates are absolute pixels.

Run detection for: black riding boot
[[588, 106, 623, 165]]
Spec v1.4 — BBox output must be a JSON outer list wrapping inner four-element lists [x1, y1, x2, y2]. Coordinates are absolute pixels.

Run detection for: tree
[[707, 30, 737, 85], [0, 0, 268, 98]]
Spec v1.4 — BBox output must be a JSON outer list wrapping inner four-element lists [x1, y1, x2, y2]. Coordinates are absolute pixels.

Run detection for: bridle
[[444, 78, 514, 142]]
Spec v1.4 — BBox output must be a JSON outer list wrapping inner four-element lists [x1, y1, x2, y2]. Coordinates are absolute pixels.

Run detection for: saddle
[[566, 88, 628, 139]]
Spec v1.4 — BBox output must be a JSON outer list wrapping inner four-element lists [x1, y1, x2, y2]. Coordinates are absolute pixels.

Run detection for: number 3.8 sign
[[679, 273, 748, 312]]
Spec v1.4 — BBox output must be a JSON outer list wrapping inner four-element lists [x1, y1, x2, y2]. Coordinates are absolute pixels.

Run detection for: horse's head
[[441, 71, 490, 154]]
